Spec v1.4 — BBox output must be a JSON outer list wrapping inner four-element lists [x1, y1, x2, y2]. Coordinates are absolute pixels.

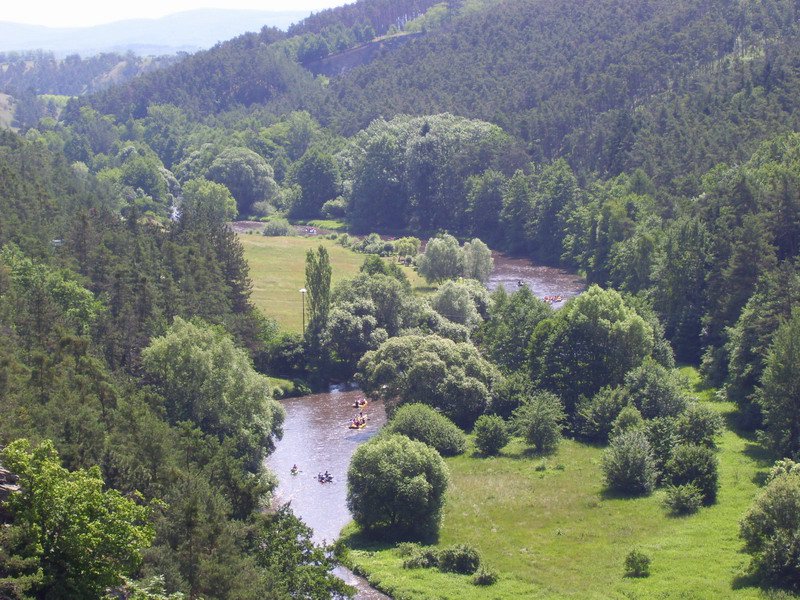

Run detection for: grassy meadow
[[240, 233, 427, 332], [340, 368, 776, 599]]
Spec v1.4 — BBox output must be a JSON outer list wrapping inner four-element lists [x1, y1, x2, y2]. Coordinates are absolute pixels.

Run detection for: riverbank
[[338, 368, 772, 599]]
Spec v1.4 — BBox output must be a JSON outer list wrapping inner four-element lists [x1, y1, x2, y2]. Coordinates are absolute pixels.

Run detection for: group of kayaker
[[349, 413, 367, 429], [290, 464, 334, 484]]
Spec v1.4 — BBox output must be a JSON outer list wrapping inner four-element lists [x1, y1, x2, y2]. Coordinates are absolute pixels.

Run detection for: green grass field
[[241, 233, 427, 332], [241, 234, 364, 332], [341, 368, 777, 599]]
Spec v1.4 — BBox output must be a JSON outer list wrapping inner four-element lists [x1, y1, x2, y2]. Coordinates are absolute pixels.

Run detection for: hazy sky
[[2, 1, 349, 28]]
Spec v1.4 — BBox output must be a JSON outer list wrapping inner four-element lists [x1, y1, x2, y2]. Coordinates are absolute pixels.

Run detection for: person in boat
[[291, 464, 299, 475], [517, 280, 524, 287]]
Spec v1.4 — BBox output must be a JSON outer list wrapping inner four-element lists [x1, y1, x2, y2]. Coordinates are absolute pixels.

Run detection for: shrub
[[665, 444, 719, 505], [384, 404, 467, 457], [473, 415, 509, 455], [396, 542, 421, 557], [644, 416, 678, 475], [321, 196, 347, 219], [436, 544, 481, 574], [490, 371, 531, 419], [402, 547, 439, 569], [575, 387, 628, 443], [512, 391, 566, 454], [622, 359, 688, 419], [675, 403, 723, 448], [472, 565, 498, 586], [263, 218, 292, 236], [353, 233, 394, 256], [624, 549, 651, 577], [347, 434, 449, 539], [610, 405, 644, 440], [251, 200, 275, 217], [602, 429, 658, 496], [740, 472, 800, 589], [767, 459, 800, 484], [662, 484, 703, 516]]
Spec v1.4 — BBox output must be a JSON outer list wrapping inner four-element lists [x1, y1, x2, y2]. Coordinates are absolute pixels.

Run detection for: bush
[[767, 459, 800, 484], [644, 416, 678, 475], [512, 391, 566, 454], [610, 405, 644, 440], [264, 333, 306, 379], [347, 434, 449, 539], [321, 196, 347, 219], [251, 200, 275, 217], [473, 415, 509, 455], [602, 429, 658, 496], [353, 233, 394, 256], [384, 404, 467, 457], [622, 359, 688, 419], [263, 218, 292, 236], [624, 549, 651, 577], [662, 484, 703, 516], [675, 403, 723, 448], [396, 542, 421, 557], [472, 565, 499, 586], [575, 387, 628, 443], [436, 544, 481, 574], [740, 472, 800, 589], [665, 444, 719, 505], [402, 547, 439, 569], [490, 371, 531, 419]]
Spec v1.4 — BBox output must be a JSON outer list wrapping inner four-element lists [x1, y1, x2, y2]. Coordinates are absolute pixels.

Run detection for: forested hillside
[[0, 51, 179, 97], [0, 130, 347, 598], [320, 0, 800, 189], [4, 0, 800, 597]]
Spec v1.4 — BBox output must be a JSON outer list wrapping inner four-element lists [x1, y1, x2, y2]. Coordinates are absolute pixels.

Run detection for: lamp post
[[299, 288, 306, 332]]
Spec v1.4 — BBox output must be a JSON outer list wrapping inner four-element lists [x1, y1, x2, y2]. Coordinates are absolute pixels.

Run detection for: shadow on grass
[[730, 570, 762, 591], [599, 487, 650, 501], [501, 446, 557, 461], [470, 450, 499, 459], [339, 522, 441, 553], [743, 441, 776, 470]]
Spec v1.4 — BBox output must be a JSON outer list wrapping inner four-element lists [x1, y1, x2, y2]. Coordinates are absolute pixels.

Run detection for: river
[[266, 387, 390, 599], [265, 255, 585, 598], [487, 251, 585, 306]]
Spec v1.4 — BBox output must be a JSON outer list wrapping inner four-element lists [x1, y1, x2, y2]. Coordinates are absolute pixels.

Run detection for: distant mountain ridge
[[0, 9, 310, 56]]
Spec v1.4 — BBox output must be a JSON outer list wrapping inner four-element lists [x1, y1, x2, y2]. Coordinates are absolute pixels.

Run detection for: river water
[[264, 255, 585, 598], [266, 387, 389, 599], [487, 251, 586, 306]]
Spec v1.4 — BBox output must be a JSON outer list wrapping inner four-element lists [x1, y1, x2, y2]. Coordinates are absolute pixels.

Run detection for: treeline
[[74, 0, 800, 198], [0, 130, 348, 599], [288, 0, 441, 37], [84, 28, 320, 119], [0, 51, 180, 97]]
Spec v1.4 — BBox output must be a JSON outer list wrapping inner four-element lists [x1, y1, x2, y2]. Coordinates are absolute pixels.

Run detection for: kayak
[[348, 422, 367, 430], [352, 400, 368, 408]]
